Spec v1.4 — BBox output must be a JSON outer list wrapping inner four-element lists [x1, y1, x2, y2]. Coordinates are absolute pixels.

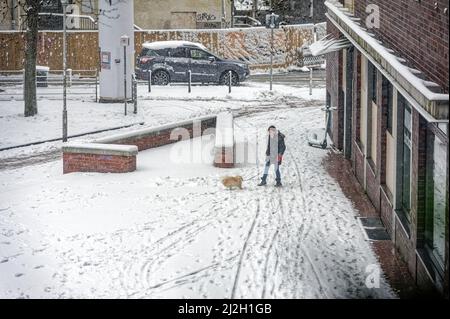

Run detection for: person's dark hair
[[268, 125, 276, 131]]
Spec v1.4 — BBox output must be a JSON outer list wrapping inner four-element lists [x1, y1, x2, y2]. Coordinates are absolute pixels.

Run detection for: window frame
[[424, 125, 447, 274]]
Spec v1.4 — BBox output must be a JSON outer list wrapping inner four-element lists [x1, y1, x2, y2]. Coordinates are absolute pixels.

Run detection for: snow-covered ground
[[0, 82, 323, 159], [0, 104, 396, 298]]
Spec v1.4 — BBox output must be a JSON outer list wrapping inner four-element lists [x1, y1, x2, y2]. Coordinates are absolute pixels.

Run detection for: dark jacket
[[266, 132, 286, 159]]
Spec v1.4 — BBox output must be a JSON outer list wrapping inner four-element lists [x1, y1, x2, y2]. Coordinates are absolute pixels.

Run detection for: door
[[189, 48, 218, 83], [166, 47, 189, 82]]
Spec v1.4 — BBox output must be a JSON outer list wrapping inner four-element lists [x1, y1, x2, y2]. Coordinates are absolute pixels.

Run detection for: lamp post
[[120, 35, 130, 115], [61, 0, 69, 142]]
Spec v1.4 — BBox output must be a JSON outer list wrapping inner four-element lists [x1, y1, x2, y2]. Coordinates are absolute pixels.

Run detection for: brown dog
[[221, 176, 243, 190]]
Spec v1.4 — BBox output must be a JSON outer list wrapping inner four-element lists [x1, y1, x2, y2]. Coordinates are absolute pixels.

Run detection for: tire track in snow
[[231, 198, 261, 299]]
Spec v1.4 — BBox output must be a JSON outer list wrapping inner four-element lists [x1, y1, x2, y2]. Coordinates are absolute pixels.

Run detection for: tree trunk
[[24, 1, 39, 117]]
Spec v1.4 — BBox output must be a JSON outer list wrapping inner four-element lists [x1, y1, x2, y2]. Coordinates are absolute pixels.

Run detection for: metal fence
[[0, 69, 98, 101]]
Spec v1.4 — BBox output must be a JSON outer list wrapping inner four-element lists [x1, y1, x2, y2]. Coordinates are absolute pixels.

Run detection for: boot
[[258, 175, 268, 186], [275, 180, 282, 187]]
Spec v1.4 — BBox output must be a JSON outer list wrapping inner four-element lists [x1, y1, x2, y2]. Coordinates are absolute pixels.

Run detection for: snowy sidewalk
[[0, 107, 395, 299]]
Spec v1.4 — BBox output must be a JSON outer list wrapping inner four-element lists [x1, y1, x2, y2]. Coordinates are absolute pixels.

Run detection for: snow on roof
[[325, 0, 448, 103], [215, 112, 234, 148], [308, 35, 351, 56], [142, 41, 207, 51]]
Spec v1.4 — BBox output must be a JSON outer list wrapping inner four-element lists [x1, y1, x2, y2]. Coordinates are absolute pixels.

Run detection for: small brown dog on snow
[[221, 176, 243, 190]]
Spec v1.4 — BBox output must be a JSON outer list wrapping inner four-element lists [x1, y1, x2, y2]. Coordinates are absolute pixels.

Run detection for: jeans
[[262, 161, 281, 182]]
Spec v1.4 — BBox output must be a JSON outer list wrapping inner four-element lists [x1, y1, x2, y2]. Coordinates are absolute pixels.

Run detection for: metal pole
[[124, 45, 127, 116], [62, 5, 68, 142], [133, 74, 137, 114], [309, 67, 313, 95], [270, 27, 274, 91], [148, 68, 152, 93], [95, 69, 98, 102], [228, 70, 232, 93], [188, 70, 191, 93]]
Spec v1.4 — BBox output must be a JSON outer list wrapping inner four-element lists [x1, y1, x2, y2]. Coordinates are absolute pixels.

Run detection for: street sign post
[[265, 13, 280, 91], [120, 35, 130, 115]]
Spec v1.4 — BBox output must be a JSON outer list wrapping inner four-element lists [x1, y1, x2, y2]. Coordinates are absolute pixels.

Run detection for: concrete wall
[[135, 0, 233, 29]]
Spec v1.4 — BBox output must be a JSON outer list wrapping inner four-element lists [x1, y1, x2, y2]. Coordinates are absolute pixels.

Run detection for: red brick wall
[[63, 153, 136, 174], [354, 0, 449, 93], [353, 143, 365, 186], [380, 187, 394, 236], [365, 162, 381, 211], [214, 146, 235, 168], [110, 118, 217, 151]]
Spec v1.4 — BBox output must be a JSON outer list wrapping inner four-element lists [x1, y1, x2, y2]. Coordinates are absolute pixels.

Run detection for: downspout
[[10, 0, 16, 30], [231, 0, 235, 28], [222, 0, 226, 28]]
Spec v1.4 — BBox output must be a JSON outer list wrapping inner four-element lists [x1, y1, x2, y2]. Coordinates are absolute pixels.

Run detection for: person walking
[[258, 125, 286, 187]]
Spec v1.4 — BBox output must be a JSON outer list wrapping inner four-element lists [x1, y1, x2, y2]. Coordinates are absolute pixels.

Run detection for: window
[[425, 128, 447, 272], [170, 47, 187, 58], [190, 49, 210, 60], [344, 0, 355, 14], [383, 76, 394, 134], [81, 0, 96, 14], [400, 95, 412, 224], [368, 61, 377, 104]]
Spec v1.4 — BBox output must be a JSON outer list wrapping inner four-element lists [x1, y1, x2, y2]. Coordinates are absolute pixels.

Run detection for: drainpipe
[[252, 0, 257, 18], [222, 0, 226, 28], [231, 0, 235, 27], [10, 0, 16, 30]]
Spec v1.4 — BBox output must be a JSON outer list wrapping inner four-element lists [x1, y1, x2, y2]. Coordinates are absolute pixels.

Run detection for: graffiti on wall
[[196, 13, 217, 22]]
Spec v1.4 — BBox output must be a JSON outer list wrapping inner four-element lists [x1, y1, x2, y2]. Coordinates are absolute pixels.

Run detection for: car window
[[190, 49, 211, 60], [154, 48, 169, 57], [141, 48, 159, 57], [170, 47, 187, 58]]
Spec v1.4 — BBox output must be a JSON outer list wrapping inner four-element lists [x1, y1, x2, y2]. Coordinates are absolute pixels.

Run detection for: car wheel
[[220, 71, 239, 86], [152, 70, 170, 86]]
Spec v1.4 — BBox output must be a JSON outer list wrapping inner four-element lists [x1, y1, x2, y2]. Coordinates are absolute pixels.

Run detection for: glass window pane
[[431, 136, 446, 267]]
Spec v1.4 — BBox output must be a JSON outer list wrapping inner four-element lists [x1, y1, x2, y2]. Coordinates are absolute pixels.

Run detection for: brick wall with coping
[[63, 115, 218, 174], [63, 143, 138, 174]]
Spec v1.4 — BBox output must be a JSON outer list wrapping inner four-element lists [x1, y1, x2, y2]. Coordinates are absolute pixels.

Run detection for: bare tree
[[1, 0, 41, 117], [0, 0, 118, 117], [23, 0, 40, 117]]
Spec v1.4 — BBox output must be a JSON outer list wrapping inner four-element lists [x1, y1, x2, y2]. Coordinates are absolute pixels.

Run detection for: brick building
[[324, 0, 449, 296]]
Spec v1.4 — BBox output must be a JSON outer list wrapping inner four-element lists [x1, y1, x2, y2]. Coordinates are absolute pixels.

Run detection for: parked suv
[[135, 41, 250, 86]]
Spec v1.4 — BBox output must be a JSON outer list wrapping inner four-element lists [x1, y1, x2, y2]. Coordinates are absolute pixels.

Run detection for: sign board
[[265, 13, 280, 29], [101, 51, 111, 70], [120, 35, 130, 47]]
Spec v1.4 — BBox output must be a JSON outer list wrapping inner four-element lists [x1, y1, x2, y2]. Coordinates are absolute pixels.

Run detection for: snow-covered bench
[[214, 112, 235, 168], [62, 115, 218, 174]]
